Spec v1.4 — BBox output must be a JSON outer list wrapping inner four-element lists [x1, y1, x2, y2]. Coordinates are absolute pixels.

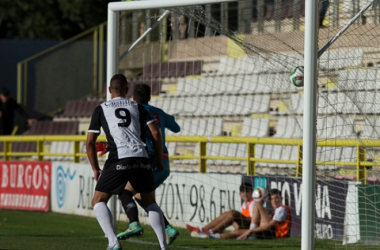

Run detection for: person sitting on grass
[[236, 188, 291, 240], [185, 182, 256, 238]]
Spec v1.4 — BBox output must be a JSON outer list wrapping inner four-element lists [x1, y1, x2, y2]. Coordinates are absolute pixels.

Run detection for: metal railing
[[0, 135, 378, 184]]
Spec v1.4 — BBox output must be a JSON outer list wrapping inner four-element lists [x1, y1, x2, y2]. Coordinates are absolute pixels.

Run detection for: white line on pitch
[[127, 238, 217, 250]]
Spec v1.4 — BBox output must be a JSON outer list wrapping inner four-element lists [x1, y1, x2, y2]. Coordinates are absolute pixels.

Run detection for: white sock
[[209, 232, 221, 239], [250, 223, 258, 229], [94, 202, 118, 246], [146, 203, 167, 249]]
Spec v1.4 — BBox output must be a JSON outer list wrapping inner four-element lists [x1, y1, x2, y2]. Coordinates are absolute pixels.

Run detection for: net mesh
[[116, 0, 380, 247]]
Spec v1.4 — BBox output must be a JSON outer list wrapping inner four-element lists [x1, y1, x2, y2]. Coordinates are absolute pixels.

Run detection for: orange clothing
[[273, 205, 292, 238], [241, 200, 254, 218]]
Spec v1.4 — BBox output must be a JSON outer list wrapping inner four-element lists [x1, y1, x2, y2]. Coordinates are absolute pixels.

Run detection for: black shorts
[[95, 157, 155, 195]]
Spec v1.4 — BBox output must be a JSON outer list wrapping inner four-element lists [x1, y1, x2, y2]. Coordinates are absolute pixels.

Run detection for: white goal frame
[[107, 1, 319, 249]]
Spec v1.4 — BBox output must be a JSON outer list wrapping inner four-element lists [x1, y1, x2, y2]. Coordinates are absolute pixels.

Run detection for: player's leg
[[153, 158, 179, 245], [209, 210, 245, 233], [204, 212, 251, 239], [186, 211, 232, 238], [93, 160, 129, 250], [117, 186, 143, 239], [255, 202, 270, 226], [92, 191, 121, 250], [218, 229, 248, 239], [129, 159, 167, 250], [134, 194, 179, 245], [140, 190, 167, 250]]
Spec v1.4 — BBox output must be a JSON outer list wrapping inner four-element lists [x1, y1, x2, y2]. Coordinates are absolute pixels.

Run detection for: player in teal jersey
[[116, 83, 181, 245]]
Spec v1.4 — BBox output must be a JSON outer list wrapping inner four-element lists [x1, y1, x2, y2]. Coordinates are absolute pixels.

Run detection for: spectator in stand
[[0, 87, 33, 135], [186, 182, 256, 239], [236, 188, 292, 240]]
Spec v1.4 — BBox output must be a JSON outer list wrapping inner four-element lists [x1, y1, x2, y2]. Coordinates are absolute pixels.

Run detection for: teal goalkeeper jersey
[[142, 104, 180, 157]]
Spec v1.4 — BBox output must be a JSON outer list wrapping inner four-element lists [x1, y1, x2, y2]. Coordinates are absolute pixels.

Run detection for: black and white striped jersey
[[88, 97, 155, 161]]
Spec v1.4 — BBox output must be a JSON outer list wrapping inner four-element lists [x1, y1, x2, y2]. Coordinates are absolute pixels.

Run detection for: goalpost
[[107, 0, 380, 249]]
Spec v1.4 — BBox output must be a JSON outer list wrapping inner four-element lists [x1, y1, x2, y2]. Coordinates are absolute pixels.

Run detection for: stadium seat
[[332, 117, 356, 139], [255, 94, 271, 113], [281, 2, 293, 19], [316, 146, 343, 170], [319, 48, 363, 70], [182, 78, 201, 96], [207, 76, 228, 95], [167, 118, 223, 136], [265, 4, 274, 20], [185, 60, 203, 76], [240, 118, 270, 137], [240, 74, 259, 93], [255, 75, 273, 93], [12, 120, 79, 157], [144, 61, 203, 78], [336, 69, 377, 91], [324, 92, 350, 114], [274, 117, 303, 138], [355, 91, 376, 114], [267, 53, 303, 73], [226, 75, 244, 94], [317, 95, 328, 115], [279, 145, 298, 169], [206, 118, 223, 136], [206, 57, 236, 76], [175, 78, 187, 96], [263, 74, 289, 93], [290, 93, 304, 115], [317, 117, 356, 139], [216, 143, 238, 165], [60, 100, 102, 118], [172, 97, 186, 115], [167, 142, 177, 156], [245, 56, 268, 74], [191, 95, 212, 116], [206, 143, 221, 165], [359, 118, 380, 139]]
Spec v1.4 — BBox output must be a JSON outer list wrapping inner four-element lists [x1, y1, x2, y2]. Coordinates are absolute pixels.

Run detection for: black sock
[[135, 197, 170, 228], [119, 190, 139, 223]]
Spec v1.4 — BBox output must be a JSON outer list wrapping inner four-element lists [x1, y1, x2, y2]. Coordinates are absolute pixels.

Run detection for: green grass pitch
[[0, 210, 376, 250]]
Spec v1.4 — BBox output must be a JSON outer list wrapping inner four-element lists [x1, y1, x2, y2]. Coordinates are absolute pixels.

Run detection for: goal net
[[111, 0, 380, 247]]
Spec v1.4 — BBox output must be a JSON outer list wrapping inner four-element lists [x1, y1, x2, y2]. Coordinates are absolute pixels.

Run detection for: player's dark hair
[[133, 83, 151, 104], [110, 74, 127, 84], [239, 182, 253, 192], [270, 188, 282, 197], [110, 74, 128, 94]]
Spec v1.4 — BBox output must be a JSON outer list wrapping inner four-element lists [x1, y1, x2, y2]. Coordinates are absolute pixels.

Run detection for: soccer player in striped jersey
[[86, 75, 168, 250]]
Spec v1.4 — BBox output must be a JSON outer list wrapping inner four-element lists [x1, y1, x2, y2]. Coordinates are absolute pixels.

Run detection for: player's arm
[[237, 219, 277, 240], [86, 106, 103, 181], [86, 132, 101, 179], [148, 122, 164, 172], [163, 112, 180, 133]]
